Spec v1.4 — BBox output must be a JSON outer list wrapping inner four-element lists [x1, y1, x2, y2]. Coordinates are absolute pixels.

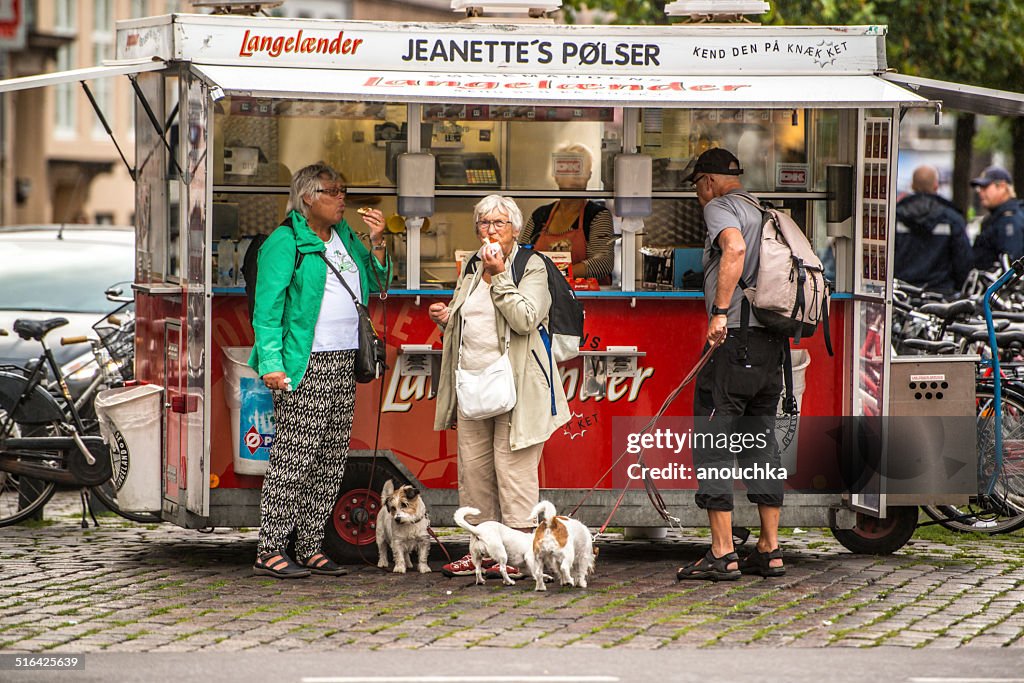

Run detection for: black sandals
[[739, 547, 786, 577], [299, 552, 349, 576], [253, 552, 311, 579], [676, 550, 741, 582]]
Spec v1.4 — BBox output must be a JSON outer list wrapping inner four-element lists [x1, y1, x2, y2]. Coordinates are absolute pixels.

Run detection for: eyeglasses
[[693, 175, 708, 186], [315, 187, 346, 197], [476, 219, 509, 230]]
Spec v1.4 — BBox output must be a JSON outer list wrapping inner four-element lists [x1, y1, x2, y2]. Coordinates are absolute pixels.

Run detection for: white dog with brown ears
[[530, 501, 596, 591], [376, 480, 432, 574], [453, 507, 540, 586]]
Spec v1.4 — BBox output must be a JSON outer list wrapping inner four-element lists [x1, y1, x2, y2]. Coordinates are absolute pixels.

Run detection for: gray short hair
[[286, 163, 346, 219], [473, 195, 523, 237]]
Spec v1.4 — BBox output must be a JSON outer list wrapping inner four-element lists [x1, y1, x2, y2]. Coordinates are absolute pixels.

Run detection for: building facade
[[0, 0, 456, 226]]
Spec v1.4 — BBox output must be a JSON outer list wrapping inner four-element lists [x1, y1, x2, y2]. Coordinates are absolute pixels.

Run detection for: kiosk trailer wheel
[[829, 506, 918, 555], [322, 458, 409, 564]]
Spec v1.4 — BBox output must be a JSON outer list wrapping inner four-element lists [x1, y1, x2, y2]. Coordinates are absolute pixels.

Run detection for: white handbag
[[456, 325, 517, 421]]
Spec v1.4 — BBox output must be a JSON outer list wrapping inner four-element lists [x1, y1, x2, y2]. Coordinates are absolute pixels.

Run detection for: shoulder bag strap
[[319, 250, 360, 308], [457, 293, 511, 371]]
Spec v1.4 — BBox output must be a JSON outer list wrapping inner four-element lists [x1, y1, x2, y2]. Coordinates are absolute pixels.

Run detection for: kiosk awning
[[882, 73, 1024, 117], [0, 59, 164, 94], [192, 64, 927, 108]]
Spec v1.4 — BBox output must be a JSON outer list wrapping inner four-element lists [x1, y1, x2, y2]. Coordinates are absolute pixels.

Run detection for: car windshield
[[0, 236, 134, 313]]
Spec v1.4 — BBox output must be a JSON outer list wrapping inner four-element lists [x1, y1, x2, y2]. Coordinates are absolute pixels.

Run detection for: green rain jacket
[[248, 210, 391, 387]]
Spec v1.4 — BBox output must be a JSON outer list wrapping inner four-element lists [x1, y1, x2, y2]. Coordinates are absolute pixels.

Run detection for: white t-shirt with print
[[312, 231, 361, 352]]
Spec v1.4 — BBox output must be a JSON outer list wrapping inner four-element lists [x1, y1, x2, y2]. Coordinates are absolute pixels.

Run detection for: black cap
[[683, 148, 743, 184], [970, 165, 1013, 188]]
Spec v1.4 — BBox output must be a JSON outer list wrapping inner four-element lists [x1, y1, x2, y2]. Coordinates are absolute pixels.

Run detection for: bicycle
[[912, 263, 1024, 534], [0, 301, 156, 526]]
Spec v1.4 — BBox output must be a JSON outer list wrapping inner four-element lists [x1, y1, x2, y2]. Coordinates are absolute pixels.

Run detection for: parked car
[[0, 225, 134, 398]]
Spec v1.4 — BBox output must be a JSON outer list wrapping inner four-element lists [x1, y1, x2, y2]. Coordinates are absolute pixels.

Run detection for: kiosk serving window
[[213, 98, 408, 188], [639, 108, 807, 193]]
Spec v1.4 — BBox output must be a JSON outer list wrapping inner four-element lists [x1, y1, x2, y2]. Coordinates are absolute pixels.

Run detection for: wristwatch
[[710, 305, 729, 316]]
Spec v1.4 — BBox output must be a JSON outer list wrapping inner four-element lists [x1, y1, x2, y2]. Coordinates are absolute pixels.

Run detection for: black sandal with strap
[[739, 547, 786, 577], [254, 552, 311, 579], [299, 552, 349, 576], [676, 550, 741, 582]]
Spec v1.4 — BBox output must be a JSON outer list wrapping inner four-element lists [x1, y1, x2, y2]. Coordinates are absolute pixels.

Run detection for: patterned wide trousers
[[257, 350, 356, 559]]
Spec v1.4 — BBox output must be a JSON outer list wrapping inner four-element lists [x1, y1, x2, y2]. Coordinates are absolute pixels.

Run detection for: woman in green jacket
[[249, 163, 390, 579]]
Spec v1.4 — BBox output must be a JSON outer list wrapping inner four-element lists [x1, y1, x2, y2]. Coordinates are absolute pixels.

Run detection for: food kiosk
[[6, 2, 1020, 557]]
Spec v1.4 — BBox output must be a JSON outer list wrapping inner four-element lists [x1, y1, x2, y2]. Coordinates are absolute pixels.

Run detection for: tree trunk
[[953, 113, 976, 217], [1013, 118, 1024, 198]]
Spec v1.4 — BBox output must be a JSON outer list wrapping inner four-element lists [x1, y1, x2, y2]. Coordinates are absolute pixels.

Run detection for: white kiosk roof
[[192, 64, 926, 108]]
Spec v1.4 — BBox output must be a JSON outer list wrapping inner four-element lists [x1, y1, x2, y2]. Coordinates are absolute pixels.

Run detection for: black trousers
[[693, 328, 786, 512]]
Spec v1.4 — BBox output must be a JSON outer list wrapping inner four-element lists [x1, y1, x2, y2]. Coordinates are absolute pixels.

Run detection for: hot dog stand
[[6, 2, 1020, 556]]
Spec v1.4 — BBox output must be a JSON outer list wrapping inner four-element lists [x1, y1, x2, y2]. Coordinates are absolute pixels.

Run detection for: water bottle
[[217, 235, 235, 286], [235, 238, 251, 288]]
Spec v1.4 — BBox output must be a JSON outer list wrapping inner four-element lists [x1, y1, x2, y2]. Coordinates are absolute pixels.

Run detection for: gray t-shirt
[[701, 189, 764, 329]]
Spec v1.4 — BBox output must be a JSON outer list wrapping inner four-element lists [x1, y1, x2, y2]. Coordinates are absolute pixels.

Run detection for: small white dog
[[530, 501, 596, 591], [376, 479, 431, 574], [453, 507, 540, 586]]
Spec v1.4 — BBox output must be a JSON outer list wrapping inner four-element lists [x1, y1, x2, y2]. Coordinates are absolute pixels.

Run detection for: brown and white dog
[[376, 479, 431, 574], [530, 501, 596, 591]]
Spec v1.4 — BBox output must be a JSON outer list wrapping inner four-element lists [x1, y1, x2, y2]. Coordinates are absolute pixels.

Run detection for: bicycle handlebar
[[60, 335, 90, 346]]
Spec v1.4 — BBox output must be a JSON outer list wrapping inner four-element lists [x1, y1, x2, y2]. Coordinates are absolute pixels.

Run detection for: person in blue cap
[[970, 166, 1024, 269]]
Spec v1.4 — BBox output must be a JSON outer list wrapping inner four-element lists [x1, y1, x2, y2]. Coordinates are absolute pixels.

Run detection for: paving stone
[[1, 491, 1022, 653]]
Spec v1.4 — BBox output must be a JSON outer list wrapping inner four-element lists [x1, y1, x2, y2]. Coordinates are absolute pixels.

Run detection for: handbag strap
[[319, 250, 361, 307], [457, 280, 511, 371]]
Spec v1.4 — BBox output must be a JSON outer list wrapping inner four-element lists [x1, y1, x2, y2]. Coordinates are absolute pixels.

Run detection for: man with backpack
[[675, 148, 787, 582]]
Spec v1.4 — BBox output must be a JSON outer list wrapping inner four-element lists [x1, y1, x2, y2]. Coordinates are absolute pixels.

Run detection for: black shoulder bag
[[319, 252, 388, 383]]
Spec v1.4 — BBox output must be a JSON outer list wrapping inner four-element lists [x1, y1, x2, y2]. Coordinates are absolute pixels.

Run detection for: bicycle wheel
[[921, 385, 1024, 534], [88, 482, 162, 524], [0, 414, 57, 527]]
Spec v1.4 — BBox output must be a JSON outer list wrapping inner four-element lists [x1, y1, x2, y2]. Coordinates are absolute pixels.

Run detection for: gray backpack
[[736, 194, 832, 414], [736, 194, 831, 346]]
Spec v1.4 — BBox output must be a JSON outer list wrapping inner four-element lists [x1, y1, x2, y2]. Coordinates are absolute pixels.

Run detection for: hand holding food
[[356, 206, 386, 245]]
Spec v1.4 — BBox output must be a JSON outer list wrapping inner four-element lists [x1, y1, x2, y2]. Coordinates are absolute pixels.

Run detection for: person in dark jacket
[[894, 165, 971, 295], [971, 166, 1024, 270]]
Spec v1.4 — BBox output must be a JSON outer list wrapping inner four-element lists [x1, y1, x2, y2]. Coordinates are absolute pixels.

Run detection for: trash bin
[[776, 349, 810, 475], [94, 384, 164, 512], [222, 346, 274, 476]]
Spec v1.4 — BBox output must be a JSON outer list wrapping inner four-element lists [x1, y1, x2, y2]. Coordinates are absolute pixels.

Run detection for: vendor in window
[[517, 143, 615, 285]]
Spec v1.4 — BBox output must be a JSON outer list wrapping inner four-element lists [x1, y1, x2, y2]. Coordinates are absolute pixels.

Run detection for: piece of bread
[[356, 207, 372, 216]]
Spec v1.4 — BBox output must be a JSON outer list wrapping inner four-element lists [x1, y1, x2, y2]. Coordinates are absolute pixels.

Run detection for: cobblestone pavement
[[1, 492, 1022, 653]]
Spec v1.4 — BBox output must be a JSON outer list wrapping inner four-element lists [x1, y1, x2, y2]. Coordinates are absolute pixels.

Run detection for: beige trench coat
[[433, 244, 570, 451]]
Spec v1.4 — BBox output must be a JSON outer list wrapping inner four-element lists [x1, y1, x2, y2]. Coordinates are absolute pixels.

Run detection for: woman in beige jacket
[[429, 195, 570, 579]]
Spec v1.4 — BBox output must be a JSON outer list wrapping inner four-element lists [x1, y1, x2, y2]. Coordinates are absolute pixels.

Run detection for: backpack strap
[[731, 193, 766, 362], [279, 215, 306, 271], [822, 281, 833, 356], [498, 246, 558, 416], [511, 247, 534, 285], [781, 345, 798, 415], [737, 278, 750, 364], [792, 256, 806, 344]]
